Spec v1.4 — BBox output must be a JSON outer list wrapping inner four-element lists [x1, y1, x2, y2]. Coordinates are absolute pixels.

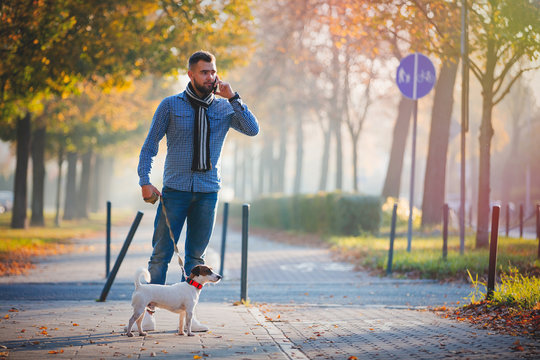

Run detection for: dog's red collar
[[187, 279, 202, 289]]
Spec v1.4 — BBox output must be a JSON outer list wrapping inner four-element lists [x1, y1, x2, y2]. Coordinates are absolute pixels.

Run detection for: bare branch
[[493, 64, 540, 106], [493, 52, 522, 95], [468, 58, 484, 82]]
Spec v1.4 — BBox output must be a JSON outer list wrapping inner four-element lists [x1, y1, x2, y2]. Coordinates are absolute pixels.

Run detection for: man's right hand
[[142, 184, 161, 204]]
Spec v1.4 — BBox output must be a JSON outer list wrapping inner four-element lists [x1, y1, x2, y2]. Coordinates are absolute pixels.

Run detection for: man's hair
[[188, 51, 216, 70]]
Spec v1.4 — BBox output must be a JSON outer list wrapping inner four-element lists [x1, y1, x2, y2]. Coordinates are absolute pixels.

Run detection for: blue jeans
[[148, 187, 218, 284]]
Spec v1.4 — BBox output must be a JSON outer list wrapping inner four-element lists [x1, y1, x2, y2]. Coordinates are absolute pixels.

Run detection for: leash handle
[[159, 195, 186, 279]]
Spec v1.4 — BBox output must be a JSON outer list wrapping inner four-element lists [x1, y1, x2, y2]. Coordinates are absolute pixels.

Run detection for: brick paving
[[0, 214, 538, 359]]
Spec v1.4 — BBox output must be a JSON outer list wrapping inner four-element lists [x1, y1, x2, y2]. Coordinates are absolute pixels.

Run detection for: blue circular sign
[[396, 53, 436, 100]]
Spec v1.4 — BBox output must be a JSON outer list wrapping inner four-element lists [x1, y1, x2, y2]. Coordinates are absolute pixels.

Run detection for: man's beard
[[193, 80, 212, 97]]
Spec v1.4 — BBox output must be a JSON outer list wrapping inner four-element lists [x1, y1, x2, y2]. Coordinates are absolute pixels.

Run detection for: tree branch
[[468, 58, 484, 82], [493, 52, 522, 95], [493, 65, 540, 106]]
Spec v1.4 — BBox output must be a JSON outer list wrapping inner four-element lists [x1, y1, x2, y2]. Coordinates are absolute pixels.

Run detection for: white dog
[[126, 265, 221, 337]]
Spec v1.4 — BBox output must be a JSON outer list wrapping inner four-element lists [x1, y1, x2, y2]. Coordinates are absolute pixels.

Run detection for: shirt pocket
[[169, 108, 194, 137]]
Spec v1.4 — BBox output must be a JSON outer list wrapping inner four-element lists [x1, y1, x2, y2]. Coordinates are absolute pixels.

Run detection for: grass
[[466, 267, 540, 309], [0, 210, 133, 276], [329, 232, 539, 282], [330, 230, 540, 340]]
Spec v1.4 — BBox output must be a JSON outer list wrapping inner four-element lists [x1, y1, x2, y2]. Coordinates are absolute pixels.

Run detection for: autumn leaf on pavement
[[511, 340, 524, 352]]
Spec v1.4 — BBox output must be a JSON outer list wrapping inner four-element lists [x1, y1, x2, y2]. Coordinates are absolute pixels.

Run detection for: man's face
[[188, 60, 217, 96]]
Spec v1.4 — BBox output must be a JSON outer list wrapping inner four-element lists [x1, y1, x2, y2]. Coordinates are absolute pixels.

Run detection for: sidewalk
[[0, 213, 538, 359]]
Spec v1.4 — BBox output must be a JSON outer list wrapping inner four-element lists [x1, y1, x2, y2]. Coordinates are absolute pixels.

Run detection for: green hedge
[[224, 192, 382, 235]]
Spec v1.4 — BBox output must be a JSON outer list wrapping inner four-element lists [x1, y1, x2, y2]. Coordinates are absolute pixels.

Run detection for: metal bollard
[[519, 204, 523, 238], [219, 202, 229, 277], [240, 204, 249, 302], [106, 201, 111, 278], [442, 204, 448, 261], [98, 211, 143, 302], [486, 205, 500, 300], [386, 203, 398, 276]]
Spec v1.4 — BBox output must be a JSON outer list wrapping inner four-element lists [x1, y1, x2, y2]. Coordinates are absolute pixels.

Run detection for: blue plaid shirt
[[138, 91, 259, 192]]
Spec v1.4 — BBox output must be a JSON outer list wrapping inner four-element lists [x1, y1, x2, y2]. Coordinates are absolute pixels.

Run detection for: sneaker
[[142, 310, 156, 331], [185, 316, 209, 332]]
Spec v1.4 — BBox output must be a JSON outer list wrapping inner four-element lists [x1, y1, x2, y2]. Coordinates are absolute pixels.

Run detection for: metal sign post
[[396, 52, 436, 252]]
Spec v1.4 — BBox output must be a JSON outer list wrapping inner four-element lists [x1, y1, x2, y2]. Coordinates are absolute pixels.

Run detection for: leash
[[159, 195, 186, 280], [144, 191, 186, 279]]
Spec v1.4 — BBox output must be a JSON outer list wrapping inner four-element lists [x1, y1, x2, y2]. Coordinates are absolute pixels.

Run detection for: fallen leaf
[[72, 323, 79, 326], [193, 356, 201, 359], [48, 350, 64, 354], [348, 357, 358, 360], [9, 308, 19, 312]]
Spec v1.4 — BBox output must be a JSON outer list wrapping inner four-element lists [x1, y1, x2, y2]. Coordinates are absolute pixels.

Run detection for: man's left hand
[[214, 75, 235, 99]]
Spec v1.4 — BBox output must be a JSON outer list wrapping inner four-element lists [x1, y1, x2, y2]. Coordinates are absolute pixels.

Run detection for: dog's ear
[[190, 265, 201, 277]]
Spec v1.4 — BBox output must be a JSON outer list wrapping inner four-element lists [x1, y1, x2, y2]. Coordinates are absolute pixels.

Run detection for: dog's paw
[[176, 331, 185, 336], [139, 331, 147, 337], [187, 332, 195, 337], [127, 332, 134, 337]]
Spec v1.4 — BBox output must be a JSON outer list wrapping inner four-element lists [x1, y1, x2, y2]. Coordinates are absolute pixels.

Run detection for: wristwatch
[[228, 92, 240, 102]]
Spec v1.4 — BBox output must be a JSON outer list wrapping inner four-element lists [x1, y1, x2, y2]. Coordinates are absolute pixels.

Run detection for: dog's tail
[[134, 268, 151, 289]]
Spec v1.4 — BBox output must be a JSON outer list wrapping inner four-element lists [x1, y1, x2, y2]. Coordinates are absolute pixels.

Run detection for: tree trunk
[[55, 144, 64, 226], [90, 153, 103, 213], [318, 116, 331, 192], [63, 152, 78, 220], [103, 156, 114, 203], [11, 113, 31, 229], [76, 149, 92, 219], [240, 144, 247, 200], [277, 112, 287, 193], [293, 110, 303, 194], [381, 96, 414, 198], [352, 133, 359, 192], [233, 142, 240, 199], [258, 138, 272, 196], [500, 129, 521, 207], [476, 38, 497, 248], [476, 96, 494, 248], [421, 59, 459, 226], [30, 124, 47, 226]]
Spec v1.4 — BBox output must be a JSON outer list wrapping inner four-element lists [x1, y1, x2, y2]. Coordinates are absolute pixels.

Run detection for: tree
[[371, 1, 463, 228], [467, 0, 540, 247], [404, 0, 463, 227], [1, 0, 255, 227]]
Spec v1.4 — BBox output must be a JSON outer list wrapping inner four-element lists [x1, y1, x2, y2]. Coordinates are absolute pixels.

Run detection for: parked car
[[0, 190, 13, 213]]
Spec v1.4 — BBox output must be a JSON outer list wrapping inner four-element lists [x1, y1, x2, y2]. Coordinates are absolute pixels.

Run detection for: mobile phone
[[212, 78, 218, 94]]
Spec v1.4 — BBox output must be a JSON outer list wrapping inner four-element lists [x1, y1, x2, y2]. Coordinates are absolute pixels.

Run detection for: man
[[137, 50, 259, 331]]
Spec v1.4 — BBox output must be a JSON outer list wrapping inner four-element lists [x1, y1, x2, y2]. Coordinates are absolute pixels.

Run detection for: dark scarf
[[185, 82, 214, 172]]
